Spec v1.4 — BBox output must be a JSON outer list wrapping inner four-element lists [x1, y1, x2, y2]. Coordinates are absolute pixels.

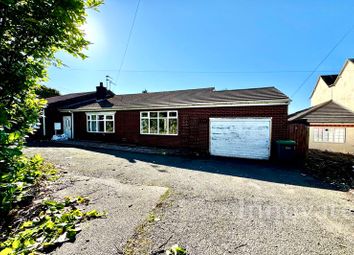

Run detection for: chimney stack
[[96, 82, 107, 100]]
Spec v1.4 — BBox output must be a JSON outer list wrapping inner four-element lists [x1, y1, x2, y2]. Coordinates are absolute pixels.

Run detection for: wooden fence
[[288, 123, 309, 158]]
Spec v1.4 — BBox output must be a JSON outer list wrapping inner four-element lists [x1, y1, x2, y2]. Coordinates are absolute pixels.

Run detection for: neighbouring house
[[37, 82, 290, 160], [289, 58, 354, 155]]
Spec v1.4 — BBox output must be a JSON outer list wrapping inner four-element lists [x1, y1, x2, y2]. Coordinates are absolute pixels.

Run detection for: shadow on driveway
[[28, 140, 337, 191]]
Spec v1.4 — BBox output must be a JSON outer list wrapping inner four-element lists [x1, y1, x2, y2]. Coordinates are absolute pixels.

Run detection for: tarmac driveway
[[25, 144, 354, 255]]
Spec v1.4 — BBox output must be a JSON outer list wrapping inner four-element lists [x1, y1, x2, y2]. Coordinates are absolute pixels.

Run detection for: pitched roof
[[289, 100, 354, 123], [60, 86, 289, 111], [310, 58, 354, 98], [320, 74, 338, 87], [309, 75, 338, 99], [46, 92, 95, 104]]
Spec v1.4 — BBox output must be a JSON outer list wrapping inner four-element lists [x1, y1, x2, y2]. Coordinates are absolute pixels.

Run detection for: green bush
[[0, 1, 104, 253], [0, 154, 56, 218], [0, 0, 103, 225]]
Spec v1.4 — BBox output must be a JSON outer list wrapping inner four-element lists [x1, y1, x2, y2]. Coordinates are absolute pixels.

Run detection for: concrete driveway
[[25, 144, 354, 255]]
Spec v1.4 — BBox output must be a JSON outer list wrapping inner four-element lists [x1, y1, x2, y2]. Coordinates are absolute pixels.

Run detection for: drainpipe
[[71, 111, 74, 139], [42, 108, 46, 137]]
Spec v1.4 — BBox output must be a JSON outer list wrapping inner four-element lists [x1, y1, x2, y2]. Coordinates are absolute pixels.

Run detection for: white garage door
[[210, 118, 271, 160]]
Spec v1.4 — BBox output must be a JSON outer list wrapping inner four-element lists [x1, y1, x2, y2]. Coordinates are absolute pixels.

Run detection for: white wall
[[311, 78, 332, 106], [332, 61, 354, 112], [311, 61, 354, 111]]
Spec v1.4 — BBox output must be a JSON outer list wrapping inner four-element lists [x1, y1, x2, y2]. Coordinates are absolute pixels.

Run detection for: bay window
[[86, 112, 115, 133], [140, 111, 178, 135]]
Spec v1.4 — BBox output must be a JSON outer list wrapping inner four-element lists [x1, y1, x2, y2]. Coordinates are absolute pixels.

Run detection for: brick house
[[38, 83, 290, 159]]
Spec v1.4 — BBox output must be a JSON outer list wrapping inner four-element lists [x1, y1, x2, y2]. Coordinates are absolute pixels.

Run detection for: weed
[[0, 196, 105, 254], [165, 244, 187, 255]]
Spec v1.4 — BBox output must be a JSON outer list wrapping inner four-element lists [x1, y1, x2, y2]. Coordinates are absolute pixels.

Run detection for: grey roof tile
[[60, 86, 289, 110], [46, 92, 95, 104], [289, 101, 354, 123]]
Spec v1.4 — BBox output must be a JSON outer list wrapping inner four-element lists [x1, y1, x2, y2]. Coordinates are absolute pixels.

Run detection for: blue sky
[[47, 0, 354, 113]]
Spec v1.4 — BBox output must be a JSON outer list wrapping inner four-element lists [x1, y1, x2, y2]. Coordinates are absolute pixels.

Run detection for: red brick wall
[[74, 105, 288, 154]]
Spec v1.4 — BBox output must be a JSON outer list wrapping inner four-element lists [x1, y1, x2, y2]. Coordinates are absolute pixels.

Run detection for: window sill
[[313, 141, 345, 144], [87, 131, 115, 134], [140, 133, 178, 136]]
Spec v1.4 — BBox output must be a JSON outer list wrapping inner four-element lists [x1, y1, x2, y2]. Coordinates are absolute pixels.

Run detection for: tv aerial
[[105, 75, 116, 90]]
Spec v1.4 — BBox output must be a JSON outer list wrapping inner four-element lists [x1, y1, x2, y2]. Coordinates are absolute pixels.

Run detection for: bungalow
[[38, 83, 290, 160]]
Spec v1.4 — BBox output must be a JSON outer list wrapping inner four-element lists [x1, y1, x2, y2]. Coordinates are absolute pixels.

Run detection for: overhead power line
[[117, 69, 337, 74], [64, 68, 339, 74], [116, 0, 141, 84], [291, 25, 354, 98]]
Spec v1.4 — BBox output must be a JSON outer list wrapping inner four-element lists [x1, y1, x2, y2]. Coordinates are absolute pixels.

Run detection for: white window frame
[[140, 111, 178, 136], [313, 127, 346, 143], [86, 112, 115, 133]]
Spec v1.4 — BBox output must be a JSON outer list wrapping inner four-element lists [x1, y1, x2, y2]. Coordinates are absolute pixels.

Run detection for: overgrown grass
[[305, 149, 354, 190]]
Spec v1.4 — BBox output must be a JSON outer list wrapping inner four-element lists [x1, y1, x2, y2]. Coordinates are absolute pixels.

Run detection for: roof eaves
[[330, 58, 353, 86], [309, 76, 323, 99]]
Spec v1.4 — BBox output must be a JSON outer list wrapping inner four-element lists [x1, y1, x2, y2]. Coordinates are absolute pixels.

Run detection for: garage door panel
[[210, 118, 271, 160]]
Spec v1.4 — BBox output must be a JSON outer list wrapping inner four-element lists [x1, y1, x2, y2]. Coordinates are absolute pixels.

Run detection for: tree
[[35, 85, 60, 98], [0, 0, 103, 174]]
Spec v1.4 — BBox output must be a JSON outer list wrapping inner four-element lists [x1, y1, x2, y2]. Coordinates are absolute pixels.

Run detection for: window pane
[[98, 121, 104, 132], [323, 129, 329, 142], [313, 128, 318, 142], [318, 128, 323, 142], [334, 128, 345, 143], [150, 112, 157, 118], [98, 115, 104, 120], [88, 121, 91, 131], [92, 121, 97, 131], [141, 119, 149, 133], [169, 111, 177, 117], [150, 119, 158, 133], [159, 112, 167, 118], [328, 129, 334, 142], [141, 112, 148, 118], [159, 118, 167, 134], [91, 115, 96, 120], [168, 119, 178, 134], [106, 121, 114, 132], [106, 115, 113, 120]]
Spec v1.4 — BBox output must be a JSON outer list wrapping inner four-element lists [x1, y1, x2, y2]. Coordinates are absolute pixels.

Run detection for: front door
[[63, 116, 72, 139]]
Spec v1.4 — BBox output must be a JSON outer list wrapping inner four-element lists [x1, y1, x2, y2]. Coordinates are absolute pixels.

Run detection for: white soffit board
[[210, 118, 272, 160]]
